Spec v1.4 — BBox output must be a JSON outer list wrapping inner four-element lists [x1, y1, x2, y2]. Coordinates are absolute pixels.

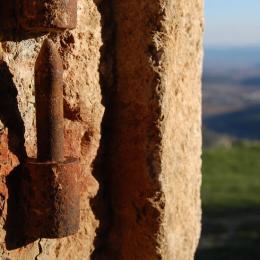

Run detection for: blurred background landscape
[[203, 47, 260, 147], [196, 1, 260, 259]]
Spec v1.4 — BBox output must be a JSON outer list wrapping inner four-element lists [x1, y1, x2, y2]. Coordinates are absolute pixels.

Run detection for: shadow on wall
[[90, 0, 117, 259], [0, 61, 37, 250], [0, 0, 16, 40], [0, 0, 44, 41]]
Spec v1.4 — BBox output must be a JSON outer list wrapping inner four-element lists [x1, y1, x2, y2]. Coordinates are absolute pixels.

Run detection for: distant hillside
[[204, 104, 260, 140], [204, 47, 260, 72], [203, 46, 260, 143]]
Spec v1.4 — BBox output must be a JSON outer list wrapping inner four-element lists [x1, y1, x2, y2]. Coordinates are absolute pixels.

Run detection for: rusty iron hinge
[[24, 39, 80, 239]]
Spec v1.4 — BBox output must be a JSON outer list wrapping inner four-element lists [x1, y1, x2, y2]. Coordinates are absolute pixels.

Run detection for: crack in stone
[[35, 239, 42, 260]]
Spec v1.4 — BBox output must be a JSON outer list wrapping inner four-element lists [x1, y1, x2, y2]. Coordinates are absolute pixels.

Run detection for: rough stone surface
[[0, 1, 103, 259], [91, 1, 203, 259], [161, 1, 203, 258], [0, 0, 203, 259]]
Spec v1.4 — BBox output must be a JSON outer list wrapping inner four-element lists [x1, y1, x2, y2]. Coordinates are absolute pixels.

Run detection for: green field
[[202, 142, 260, 211], [196, 143, 260, 260]]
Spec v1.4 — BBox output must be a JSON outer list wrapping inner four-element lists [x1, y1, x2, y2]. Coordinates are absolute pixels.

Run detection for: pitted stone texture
[[0, 0, 103, 259], [102, 0, 203, 259], [161, 1, 203, 259], [0, 0, 203, 259]]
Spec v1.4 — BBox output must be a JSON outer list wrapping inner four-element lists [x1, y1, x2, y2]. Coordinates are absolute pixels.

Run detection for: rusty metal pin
[[19, 0, 78, 32], [24, 39, 80, 239], [35, 39, 64, 162]]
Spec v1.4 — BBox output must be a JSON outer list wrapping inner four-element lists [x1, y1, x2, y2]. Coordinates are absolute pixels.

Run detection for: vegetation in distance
[[202, 141, 260, 213], [197, 142, 260, 260]]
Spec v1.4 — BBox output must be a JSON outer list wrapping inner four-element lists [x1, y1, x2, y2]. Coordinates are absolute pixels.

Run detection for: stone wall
[[0, 0, 203, 259]]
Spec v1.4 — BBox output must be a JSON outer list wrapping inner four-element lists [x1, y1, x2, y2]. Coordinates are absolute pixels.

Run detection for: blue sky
[[205, 0, 260, 47]]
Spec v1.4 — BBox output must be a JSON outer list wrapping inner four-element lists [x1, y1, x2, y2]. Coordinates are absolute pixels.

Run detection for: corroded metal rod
[[35, 39, 64, 162], [24, 39, 80, 238]]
